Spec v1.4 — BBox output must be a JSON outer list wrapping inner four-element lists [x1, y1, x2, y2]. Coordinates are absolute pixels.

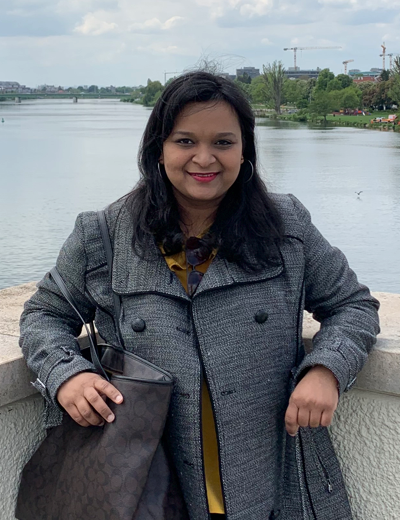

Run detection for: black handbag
[[16, 210, 188, 520]]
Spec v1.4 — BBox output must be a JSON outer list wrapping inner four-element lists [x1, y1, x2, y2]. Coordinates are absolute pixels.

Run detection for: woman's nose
[[191, 146, 217, 168]]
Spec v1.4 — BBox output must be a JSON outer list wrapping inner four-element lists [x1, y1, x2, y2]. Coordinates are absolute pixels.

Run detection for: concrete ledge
[[0, 283, 399, 407]]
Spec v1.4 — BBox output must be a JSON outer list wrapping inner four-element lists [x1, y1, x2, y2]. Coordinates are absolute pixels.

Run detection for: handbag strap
[[50, 266, 109, 382], [97, 209, 124, 349]]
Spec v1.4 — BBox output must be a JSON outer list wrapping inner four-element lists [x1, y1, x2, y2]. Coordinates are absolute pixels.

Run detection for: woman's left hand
[[285, 365, 339, 437]]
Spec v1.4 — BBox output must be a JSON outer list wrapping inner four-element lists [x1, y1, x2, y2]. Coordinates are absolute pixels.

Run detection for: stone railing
[[1, 284, 399, 520]]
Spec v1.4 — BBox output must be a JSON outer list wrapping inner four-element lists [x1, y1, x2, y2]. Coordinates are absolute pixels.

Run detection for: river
[[0, 99, 399, 292]]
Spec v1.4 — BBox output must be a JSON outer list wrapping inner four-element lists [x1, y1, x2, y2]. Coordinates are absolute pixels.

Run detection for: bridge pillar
[[73, 97, 78, 103], [15, 97, 21, 103]]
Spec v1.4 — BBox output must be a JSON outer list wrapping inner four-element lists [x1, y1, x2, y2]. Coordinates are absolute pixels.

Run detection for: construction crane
[[343, 59, 354, 75], [380, 42, 386, 70], [283, 46, 342, 70]]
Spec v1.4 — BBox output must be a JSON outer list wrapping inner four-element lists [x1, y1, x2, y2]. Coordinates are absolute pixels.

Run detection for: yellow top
[[162, 247, 225, 514]]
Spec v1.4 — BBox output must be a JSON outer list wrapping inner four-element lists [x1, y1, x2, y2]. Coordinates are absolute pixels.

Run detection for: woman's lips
[[187, 172, 219, 183]]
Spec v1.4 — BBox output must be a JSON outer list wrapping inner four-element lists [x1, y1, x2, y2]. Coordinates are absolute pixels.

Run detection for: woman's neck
[[179, 204, 217, 238]]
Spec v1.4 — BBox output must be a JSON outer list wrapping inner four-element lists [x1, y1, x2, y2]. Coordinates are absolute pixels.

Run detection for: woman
[[20, 71, 380, 519]]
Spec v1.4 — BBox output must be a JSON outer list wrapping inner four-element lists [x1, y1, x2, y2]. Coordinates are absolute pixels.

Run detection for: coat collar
[[111, 204, 284, 299]]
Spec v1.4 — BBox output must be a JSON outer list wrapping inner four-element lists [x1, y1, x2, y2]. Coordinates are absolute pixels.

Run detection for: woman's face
[[160, 101, 244, 209]]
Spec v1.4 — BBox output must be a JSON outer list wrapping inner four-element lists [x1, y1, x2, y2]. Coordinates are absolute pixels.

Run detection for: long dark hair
[[125, 71, 284, 271]]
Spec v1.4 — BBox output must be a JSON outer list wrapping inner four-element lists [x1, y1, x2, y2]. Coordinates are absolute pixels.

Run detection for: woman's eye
[[177, 138, 194, 145], [216, 140, 232, 146]]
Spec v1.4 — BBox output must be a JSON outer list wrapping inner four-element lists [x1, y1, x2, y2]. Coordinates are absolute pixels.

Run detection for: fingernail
[[107, 414, 115, 422], [99, 421, 105, 427], [115, 395, 123, 403]]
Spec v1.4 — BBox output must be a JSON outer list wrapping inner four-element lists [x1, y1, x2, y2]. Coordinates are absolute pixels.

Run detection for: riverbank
[[254, 108, 400, 132]]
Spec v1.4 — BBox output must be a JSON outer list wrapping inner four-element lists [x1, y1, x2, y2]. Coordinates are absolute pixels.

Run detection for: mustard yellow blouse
[[162, 248, 225, 514]]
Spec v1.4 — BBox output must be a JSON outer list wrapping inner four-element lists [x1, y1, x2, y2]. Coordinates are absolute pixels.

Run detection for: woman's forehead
[[172, 100, 241, 132]]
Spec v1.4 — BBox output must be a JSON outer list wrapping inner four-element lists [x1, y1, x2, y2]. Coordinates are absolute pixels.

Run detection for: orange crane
[[380, 42, 386, 70], [343, 59, 354, 75], [283, 46, 342, 69]]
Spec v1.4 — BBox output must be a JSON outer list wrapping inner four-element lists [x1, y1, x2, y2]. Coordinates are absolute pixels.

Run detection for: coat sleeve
[[19, 213, 97, 420], [289, 195, 380, 395]]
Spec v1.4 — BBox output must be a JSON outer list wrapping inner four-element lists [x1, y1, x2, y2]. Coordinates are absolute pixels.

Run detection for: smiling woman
[[19, 71, 380, 520]]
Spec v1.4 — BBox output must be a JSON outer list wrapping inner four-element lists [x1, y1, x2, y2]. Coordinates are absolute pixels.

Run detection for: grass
[[326, 111, 396, 124]]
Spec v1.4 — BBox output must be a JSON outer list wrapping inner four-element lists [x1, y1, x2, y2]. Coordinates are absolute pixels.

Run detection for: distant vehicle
[[371, 114, 398, 124]]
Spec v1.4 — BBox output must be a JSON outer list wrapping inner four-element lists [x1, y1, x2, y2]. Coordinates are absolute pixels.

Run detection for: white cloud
[[74, 12, 118, 35], [261, 37, 273, 45], [318, 0, 400, 7], [240, 0, 274, 16], [129, 16, 184, 33]]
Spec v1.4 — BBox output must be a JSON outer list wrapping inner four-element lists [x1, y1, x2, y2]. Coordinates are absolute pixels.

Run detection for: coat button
[[255, 310, 268, 324], [131, 318, 146, 332]]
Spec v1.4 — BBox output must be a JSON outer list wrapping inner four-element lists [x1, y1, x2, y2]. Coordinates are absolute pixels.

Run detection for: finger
[[66, 404, 92, 428], [285, 402, 299, 436], [84, 386, 115, 423], [297, 408, 311, 428], [309, 409, 323, 428], [320, 409, 334, 428], [94, 379, 123, 404], [76, 398, 104, 426]]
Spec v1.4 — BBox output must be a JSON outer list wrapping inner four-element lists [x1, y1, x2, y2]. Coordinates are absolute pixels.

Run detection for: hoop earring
[[245, 160, 254, 183]]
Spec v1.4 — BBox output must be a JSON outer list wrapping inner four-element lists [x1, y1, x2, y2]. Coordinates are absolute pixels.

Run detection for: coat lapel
[[111, 204, 284, 298]]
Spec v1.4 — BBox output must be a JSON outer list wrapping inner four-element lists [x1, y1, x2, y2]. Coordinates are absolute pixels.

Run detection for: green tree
[[262, 61, 286, 114], [237, 72, 252, 84], [88, 85, 98, 93], [341, 88, 360, 110], [309, 90, 335, 121], [336, 74, 353, 89], [326, 78, 342, 92], [380, 70, 390, 82], [315, 68, 335, 91], [388, 57, 400, 105], [249, 75, 268, 104], [374, 80, 393, 109], [142, 79, 163, 107], [234, 80, 252, 102]]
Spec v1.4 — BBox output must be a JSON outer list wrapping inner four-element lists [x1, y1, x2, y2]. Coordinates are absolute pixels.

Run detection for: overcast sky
[[2, 0, 400, 87]]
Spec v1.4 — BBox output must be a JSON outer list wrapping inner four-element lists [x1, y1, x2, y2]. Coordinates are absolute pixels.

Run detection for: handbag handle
[[49, 209, 123, 381], [50, 266, 110, 382]]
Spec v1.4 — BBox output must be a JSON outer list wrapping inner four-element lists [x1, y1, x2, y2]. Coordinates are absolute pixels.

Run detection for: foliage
[[341, 87, 361, 109], [380, 70, 390, 82], [315, 69, 335, 92], [237, 73, 252, 84], [326, 78, 342, 92], [249, 75, 268, 104], [336, 74, 353, 89], [309, 90, 336, 121], [234, 80, 252, 101], [388, 59, 400, 105], [262, 61, 286, 114], [142, 79, 164, 107]]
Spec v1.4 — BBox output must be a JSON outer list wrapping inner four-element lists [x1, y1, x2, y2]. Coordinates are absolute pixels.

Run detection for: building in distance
[[349, 69, 381, 83], [284, 68, 321, 80], [236, 67, 260, 80]]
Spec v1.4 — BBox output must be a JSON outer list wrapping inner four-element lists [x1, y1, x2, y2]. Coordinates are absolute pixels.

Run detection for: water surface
[[0, 100, 399, 292]]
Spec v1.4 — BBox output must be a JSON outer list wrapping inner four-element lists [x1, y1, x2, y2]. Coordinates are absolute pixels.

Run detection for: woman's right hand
[[57, 372, 124, 427]]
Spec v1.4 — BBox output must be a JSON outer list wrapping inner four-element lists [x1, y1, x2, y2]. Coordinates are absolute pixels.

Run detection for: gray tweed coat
[[20, 193, 380, 520]]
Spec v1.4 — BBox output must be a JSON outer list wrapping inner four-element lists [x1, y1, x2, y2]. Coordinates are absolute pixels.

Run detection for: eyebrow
[[171, 131, 238, 138]]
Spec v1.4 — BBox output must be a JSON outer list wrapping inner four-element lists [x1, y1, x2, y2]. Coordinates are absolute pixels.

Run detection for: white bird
[[355, 191, 363, 196]]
